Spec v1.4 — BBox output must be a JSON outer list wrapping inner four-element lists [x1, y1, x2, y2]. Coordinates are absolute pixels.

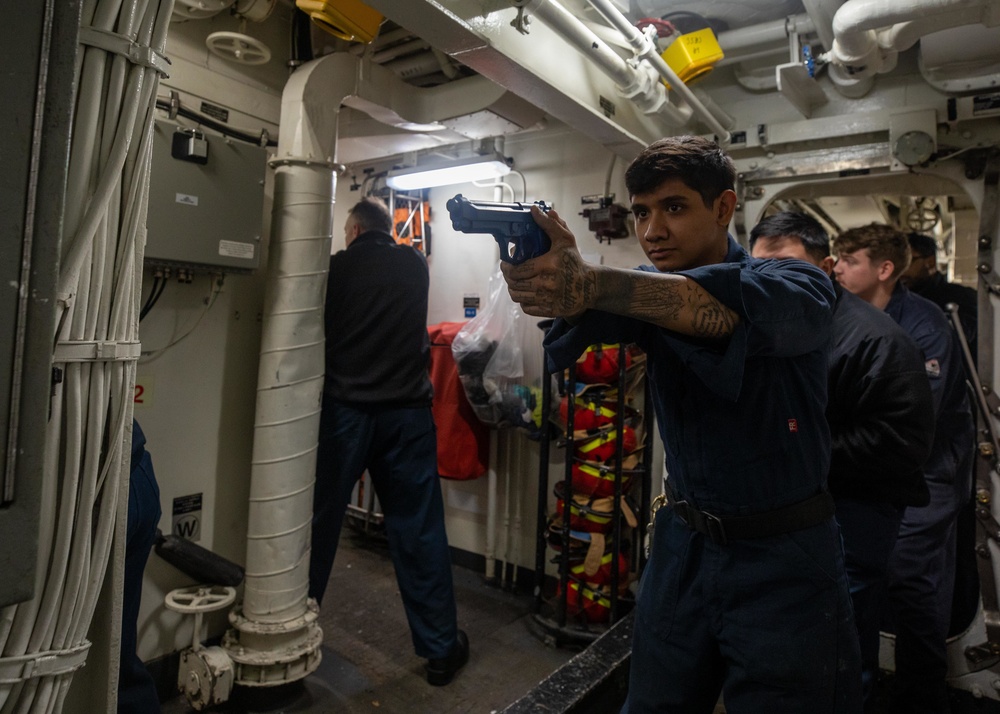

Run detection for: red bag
[[429, 322, 490, 479]]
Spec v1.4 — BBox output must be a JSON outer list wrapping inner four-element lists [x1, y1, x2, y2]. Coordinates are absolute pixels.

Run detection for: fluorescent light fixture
[[385, 154, 511, 191]]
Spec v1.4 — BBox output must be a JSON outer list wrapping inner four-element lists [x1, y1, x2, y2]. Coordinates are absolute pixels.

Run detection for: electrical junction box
[[145, 120, 267, 273]]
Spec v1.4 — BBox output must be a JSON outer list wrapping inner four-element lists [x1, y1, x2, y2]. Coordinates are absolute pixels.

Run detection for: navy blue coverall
[[883, 283, 975, 714], [119, 420, 162, 713], [545, 238, 862, 713]]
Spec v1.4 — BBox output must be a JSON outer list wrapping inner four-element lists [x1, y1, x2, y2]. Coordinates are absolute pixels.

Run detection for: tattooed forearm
[[687, 283, 739, 338], [561, 251, 596, 314], [591, 268, 739, 341], [692, 302, 738, 338]]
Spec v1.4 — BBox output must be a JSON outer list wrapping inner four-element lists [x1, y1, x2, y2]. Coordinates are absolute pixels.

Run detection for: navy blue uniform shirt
[[545, 237, 835, 515], [884, 283, 974, 485]]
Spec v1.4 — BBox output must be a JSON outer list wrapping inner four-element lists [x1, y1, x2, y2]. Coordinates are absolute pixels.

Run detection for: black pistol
[[446, 194, 551, 264]]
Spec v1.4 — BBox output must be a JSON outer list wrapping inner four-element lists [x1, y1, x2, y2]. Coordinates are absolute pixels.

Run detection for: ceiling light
[[385, 154, 511, 191]]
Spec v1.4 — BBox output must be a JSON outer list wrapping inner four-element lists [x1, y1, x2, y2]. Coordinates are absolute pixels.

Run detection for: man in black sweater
[[309, 196, 468, 686], [751, 212, 935, 709]]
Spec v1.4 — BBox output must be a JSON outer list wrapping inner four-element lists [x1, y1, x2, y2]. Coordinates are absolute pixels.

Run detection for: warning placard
[[172, 493, 202, 541]]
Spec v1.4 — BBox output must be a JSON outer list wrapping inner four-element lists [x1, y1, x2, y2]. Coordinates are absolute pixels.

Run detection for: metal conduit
[[584, 0, 731, 144], [516, 0, 692, 125], [716, 13, 816, 56], [516, 0, 637, 87]]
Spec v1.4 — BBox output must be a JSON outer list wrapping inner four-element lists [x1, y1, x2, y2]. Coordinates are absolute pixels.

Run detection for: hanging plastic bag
[[451, 265, 525, 426]]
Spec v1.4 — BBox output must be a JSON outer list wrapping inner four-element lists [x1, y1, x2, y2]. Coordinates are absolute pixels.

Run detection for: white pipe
[[879, 6, 998, 52], [518, 0, 639, 88], [501, 430, 513, 587], [717, 13, 816, 55], [223, 51, 369, 685], [516, 0, 686, 123], [511, 431, 524, 589], [241, 163, 332, 624], [485, 419, 499, 581], [583, 0, 731, 144], [800, 0, 842, 52], [371, 38, 430, 64], [827, 0, 998, 84]]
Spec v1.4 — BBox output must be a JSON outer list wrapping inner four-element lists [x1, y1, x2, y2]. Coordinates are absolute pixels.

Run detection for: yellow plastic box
[[661, 27, 724, 86], [296, 0, 383, 43]]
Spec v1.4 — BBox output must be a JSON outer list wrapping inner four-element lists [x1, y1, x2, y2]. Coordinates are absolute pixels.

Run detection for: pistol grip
[[494, 233, 551, 264]]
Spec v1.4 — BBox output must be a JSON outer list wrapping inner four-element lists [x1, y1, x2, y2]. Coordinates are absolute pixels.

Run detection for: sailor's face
[[631, 178, 730, 272], [834, 248, 882, 302], [900, 253, 934, 288]]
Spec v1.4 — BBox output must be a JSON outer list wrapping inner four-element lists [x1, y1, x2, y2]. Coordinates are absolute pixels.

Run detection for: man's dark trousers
[[309, 396, 457, 660], [836, 496, 904, 707]]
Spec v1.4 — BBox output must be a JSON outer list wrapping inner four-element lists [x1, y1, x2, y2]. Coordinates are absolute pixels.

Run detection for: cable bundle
[[0, 0, 171, 711]]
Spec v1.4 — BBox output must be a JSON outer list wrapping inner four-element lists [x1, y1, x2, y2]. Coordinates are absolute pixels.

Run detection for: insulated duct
[[220, 53, 357, 688]]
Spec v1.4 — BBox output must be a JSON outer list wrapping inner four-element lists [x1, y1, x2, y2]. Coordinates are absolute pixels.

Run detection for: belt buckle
[[704, 511, 728, 546]]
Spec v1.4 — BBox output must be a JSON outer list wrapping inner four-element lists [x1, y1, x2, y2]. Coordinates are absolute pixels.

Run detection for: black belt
[[669, 491, 835, 546]]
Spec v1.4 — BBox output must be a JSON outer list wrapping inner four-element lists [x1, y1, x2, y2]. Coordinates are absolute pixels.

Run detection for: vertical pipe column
[[224, 163, 331, 684], [243, 164, 333, 623]]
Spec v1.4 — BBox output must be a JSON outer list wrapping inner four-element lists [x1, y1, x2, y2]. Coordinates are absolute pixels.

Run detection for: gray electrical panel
[[145, 120, 267, 272], [1, 0, 77, 608]]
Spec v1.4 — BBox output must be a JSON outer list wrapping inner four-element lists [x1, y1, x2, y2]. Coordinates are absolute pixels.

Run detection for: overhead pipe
[[800, 0, 843, 52], [582, 0, 731, 145], [512, 0, 689, 125], [716, 13, 816, 56], [823, 0, 1000, 96]]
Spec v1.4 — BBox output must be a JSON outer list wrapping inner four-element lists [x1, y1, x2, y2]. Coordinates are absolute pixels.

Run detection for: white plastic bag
[[451, 266, 524, 426]]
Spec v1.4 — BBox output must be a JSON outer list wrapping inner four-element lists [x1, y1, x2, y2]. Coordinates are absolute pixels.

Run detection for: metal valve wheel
[[164, 585, 236, 614], [205, 31, 271, 65]]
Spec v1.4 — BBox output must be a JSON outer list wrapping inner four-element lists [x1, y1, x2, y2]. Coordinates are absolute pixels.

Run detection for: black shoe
[[425, 630, 469, 686]]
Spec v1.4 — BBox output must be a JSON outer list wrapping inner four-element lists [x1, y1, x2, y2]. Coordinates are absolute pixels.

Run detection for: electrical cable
[[139, 276, 162, 317], [154, 97, 277, 147], [0, 0, 170, 710], [139, 277, 167, 321], [139, 274, 225, 362]]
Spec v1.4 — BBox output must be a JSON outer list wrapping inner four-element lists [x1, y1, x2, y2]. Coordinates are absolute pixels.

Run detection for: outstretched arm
[[500, 205, 739, 342]]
